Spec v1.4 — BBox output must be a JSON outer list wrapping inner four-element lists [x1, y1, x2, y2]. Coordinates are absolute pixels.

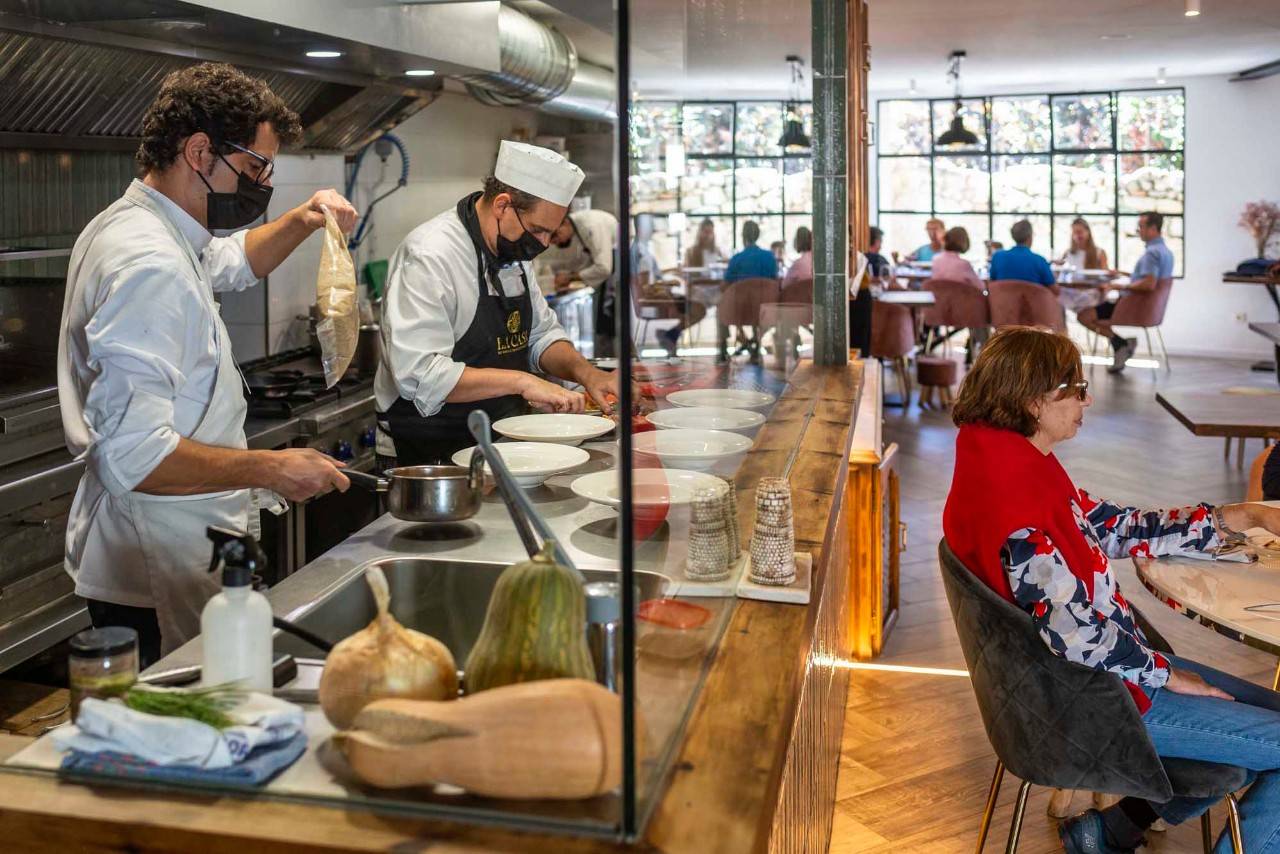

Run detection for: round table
[[1135, 547, 1280, 687]]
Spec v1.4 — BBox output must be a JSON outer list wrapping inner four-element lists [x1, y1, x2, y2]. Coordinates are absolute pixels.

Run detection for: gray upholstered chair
[[938, 539, 1247, 852]]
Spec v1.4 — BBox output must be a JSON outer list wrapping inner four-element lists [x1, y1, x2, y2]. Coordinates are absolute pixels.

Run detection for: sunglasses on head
[[1054, 380, 1089, 401]]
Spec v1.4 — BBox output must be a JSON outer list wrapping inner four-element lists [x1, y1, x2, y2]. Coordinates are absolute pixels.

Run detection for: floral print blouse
[[1001, 489, 1220, 689]]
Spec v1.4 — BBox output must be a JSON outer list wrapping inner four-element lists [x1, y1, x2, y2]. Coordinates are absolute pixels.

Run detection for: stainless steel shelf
[[0, 248, 73, 263]]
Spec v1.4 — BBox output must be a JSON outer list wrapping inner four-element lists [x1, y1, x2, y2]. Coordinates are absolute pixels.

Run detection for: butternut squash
[[333, 678, 622, 799]]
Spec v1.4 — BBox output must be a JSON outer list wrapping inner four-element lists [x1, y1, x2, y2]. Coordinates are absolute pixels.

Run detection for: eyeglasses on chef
[[215, 139, 274, 186]]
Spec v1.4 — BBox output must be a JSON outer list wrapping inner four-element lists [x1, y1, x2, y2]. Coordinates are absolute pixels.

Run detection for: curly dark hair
[[136, 63, 301, 174], [481, 176, 539, 212]]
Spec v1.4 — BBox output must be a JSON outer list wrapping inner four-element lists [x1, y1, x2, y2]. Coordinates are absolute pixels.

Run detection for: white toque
[[494, 140, 585, 207]]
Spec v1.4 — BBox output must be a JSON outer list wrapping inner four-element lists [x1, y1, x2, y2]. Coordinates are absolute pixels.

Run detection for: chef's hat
[[494, 140, 585, 207]]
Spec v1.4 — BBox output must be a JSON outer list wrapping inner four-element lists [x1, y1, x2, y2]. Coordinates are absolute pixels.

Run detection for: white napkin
[[53, 691, 304, 768]]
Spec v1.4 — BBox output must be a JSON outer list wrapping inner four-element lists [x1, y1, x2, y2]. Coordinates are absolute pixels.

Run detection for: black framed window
[[876, 88, 1185, 276], [629, 100, 813, 264]]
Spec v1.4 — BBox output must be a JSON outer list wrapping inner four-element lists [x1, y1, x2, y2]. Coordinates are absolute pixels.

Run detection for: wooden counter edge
[[0, 361, 867, 854]]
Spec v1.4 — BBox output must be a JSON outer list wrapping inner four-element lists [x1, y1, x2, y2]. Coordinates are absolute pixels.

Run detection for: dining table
[[1135, 517, 1280, 689]]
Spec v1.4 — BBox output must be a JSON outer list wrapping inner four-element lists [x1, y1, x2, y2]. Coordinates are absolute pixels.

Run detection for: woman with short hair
[[930, 226, 984, 290], [944, 327, 1280, 854], [783, 225, 813, 287]]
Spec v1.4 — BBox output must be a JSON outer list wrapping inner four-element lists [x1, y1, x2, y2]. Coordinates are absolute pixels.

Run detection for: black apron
[[380, 193, 534, 465], [566, 216, 618, 359]]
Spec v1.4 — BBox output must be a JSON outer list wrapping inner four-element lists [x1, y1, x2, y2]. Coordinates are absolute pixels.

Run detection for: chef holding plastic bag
[[57, 63, 358, 664], [375, 141, 623, 467]]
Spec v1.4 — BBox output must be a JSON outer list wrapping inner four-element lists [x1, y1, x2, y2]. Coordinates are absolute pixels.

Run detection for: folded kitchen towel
[[59, 731, 306, 788], [52, 691, 304, 768]]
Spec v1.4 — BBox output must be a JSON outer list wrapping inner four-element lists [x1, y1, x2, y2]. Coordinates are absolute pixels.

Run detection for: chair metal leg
[[1226, 792, 1244, 853], [1226, 437, 1233, 460], [1240, 437, 1247, 469], [976, 761, 1005, 854], [1202, 809, 1215, 853], [1004, 779, 1032, 854], [1144, 327, 1156, 362], [1157, 326, 1171, 371]]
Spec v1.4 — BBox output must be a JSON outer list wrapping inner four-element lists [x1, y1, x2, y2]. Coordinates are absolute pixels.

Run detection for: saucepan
[[346, 456, 484, 523]]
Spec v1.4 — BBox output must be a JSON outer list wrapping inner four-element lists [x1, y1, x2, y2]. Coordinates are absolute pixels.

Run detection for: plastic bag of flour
[[315, 206, 358, 387]]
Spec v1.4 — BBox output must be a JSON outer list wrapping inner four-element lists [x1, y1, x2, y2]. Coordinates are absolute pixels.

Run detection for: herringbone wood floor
[[831, 353, 1280, 853]]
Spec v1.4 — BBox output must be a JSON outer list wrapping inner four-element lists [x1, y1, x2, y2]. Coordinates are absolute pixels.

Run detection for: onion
[[319, 566, 458, 729]]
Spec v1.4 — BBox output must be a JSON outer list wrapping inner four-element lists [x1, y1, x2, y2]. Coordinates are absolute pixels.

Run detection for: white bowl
[[570, 468, 726, 513], [666, 388, 776, 411], [632, 428, 752, 472], [645, 406, 766, 435], [492, 413, 615, 445], [452, 442, 589, 488]]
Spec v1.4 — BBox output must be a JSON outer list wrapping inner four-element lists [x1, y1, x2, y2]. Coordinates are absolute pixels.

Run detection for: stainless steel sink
[[277, 557, 670, 661]]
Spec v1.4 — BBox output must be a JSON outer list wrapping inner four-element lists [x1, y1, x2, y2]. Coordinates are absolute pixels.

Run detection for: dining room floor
[[830, 349, 1280, 853]]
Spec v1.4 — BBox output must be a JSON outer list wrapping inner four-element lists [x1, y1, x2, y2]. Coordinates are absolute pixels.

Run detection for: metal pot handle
[[345, 470, 389, 493], [467, 445, 486, 491]]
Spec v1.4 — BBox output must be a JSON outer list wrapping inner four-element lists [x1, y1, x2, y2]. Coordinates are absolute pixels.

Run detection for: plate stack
[[686, 482, 733, 582], [749, 477, 796, 586]]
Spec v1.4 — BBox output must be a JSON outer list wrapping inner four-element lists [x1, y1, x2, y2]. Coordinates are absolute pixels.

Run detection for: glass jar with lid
[[69, 627, 138, 720]]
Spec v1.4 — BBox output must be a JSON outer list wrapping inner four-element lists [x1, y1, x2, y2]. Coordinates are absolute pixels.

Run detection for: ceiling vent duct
[[458, 4, 615, 123]]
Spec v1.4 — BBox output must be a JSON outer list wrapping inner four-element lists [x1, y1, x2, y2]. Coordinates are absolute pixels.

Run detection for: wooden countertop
[[0, 360, 866, 854]]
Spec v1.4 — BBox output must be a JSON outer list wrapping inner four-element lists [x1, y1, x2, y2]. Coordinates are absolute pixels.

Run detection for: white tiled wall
[[221, 152, 347, 361]]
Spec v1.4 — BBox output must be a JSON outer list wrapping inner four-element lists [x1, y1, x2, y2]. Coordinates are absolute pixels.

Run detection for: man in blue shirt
[[907, 218, 945, 263], [988, 220, 1056, 287], [1079, 211, 1175, 373], [724, 220, 779, 282]]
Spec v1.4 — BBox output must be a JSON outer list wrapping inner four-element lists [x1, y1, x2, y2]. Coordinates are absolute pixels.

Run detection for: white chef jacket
[[374, 206, 570, 430], [58, 179, 259, 610], [532, 208, 617, 292]]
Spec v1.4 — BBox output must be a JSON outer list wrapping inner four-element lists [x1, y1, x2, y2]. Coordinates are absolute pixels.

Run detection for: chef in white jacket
[[375, 141, 622, 467], [58, 63, 357, 663]]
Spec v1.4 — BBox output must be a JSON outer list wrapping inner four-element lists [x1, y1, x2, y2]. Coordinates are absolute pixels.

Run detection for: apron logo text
[[496, 331, 529, 355]]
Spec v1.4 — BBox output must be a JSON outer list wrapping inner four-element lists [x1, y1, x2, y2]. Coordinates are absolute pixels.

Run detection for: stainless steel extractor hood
[[0, 0, 614, 155]]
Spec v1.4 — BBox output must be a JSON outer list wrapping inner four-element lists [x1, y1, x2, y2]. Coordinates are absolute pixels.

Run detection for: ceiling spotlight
[[1156, 67, 1167, 84], [1185, 0, 1200, 16], [908, 78, 918, 95], [405, 69, 436, 77], [306, 50, 342, 59]]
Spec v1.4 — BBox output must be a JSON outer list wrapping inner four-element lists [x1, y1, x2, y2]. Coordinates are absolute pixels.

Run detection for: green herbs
[[123, 684, 245, 730]]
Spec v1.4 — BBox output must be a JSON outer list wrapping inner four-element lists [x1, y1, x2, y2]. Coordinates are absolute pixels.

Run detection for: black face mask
[[196, 153, 272, 231], [495, 207, 548, 263]]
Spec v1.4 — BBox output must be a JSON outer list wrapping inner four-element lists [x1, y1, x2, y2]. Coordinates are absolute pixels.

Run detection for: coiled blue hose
[[347, 133, 409, 251]]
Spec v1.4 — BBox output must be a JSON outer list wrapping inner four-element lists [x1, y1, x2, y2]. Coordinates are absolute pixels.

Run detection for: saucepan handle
[[345, 470, 388, 493]]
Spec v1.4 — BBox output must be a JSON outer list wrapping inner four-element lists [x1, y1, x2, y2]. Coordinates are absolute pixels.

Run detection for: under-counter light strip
[[812, 655, 969, 678]]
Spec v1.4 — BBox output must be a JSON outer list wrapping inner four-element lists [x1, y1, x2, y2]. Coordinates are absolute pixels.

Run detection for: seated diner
[[944, 327, 1280, 854]]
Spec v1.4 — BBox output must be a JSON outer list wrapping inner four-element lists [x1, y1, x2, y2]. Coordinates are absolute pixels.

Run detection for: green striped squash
[[464, 541, 595, 694]]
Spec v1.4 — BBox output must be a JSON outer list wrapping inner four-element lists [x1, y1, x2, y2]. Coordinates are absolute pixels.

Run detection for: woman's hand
[[1220, 502, 1280, 536], [1164, 668, 1234, 701]]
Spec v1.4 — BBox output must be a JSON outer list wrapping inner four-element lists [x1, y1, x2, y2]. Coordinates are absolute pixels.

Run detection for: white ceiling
[[871, 0, 1280, 97], [585, 0, 1280, 100]]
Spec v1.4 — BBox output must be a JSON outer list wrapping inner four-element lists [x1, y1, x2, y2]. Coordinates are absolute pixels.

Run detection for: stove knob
[[359, 426, 376, 448], [334, 439, 354, 462]]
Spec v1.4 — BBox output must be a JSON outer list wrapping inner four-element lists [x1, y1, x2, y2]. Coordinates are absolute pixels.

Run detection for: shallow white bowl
[[452, 442, 589, 488], [570, 468, 726, 513], [645, 406, 766, 435], [632, 428, 752, 472], [492, 413, 615, 445], [666, 388, 776, 411]]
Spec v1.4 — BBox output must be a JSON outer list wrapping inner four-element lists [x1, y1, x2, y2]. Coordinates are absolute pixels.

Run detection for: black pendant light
[[936, 50, 979, 147], [779, 55, 811, 151]]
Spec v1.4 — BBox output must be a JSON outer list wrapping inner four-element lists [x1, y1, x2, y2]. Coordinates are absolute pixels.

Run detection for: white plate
[[451, 442, 589, 488], [645, 406, 766, 434], [492, 413, 615, 445], [1081, 268, 1113, 277], [666, 388, 776, 411], [632, 428, 752, 471], [570, 468, 725, 512]]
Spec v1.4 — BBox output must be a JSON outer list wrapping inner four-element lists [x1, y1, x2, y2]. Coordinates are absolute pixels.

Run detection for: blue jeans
[[1143, 654, 1280, 852]]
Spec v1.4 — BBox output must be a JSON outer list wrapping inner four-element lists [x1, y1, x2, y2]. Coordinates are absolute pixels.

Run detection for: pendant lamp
[[936, 50, 979, 147], [779, 55, 811, 151]]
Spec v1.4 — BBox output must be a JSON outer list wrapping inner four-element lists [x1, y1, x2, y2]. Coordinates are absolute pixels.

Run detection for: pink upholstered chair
[[987, 279, 1066, 333], [922, 278, 991, 355], [717, 277, 781, 361], [1108, 277, 1173, 369], [871, 299, 916, 405]]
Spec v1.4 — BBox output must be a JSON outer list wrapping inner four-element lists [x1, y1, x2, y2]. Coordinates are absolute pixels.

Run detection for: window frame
[[629, 98, 814, 254], [875, 86, 1186, 276]]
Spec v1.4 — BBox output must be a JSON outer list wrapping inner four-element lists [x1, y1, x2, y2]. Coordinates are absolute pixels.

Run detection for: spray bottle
[[201, 526, 273, 691]]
